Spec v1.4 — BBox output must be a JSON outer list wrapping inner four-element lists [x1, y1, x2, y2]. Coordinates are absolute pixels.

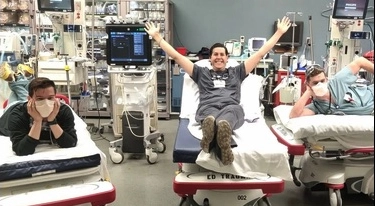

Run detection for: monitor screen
[[274, 21, 304, 47], [248, 38, 266, 52], [332, 0, 369, 20], [106, 24, 152, 66], [37, 0, 74, 12]]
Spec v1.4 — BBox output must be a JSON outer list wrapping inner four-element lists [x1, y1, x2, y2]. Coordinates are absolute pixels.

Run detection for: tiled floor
[[87, 116, 374, 206]]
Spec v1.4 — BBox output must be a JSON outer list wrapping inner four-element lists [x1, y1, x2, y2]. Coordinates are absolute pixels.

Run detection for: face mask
[[312, 82, 329, 97], [35, 99, 55, 118]]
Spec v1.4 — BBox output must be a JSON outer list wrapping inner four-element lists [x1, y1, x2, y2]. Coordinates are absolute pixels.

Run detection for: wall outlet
[[240, 36, 245, 43], [306, 37, 311, 46]]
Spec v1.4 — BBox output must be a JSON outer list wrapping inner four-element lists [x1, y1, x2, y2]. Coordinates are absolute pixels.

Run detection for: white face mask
[[312, 82, 329, 97], [35, 99, 55, 118]]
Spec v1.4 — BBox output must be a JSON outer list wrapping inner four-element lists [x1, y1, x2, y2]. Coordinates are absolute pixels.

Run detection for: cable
[[173, 22, 185, 48], [117, 71, 156, 138]]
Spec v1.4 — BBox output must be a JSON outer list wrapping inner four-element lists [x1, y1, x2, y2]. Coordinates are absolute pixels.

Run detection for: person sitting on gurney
[[0, 62, 77, 156], [145, 17, 291, 165], [289, 57, 374, 118]]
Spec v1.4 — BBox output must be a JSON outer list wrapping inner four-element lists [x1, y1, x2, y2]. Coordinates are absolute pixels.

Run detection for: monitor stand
[[107, 65, 153, 74]]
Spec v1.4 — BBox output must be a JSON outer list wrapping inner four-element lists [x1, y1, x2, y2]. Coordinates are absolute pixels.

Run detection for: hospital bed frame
[[0, 102, 116, 206], [174, 163, 284, 206], [173, 119, 285, 206], [1, 179, 115, 206], [271, 123, 374, 206]]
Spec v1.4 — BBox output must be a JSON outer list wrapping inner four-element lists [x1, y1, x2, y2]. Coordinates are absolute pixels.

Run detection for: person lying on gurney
[[289, 57, 374, 118], [0, 62, 77, 156], [145, 17, 291, 165]]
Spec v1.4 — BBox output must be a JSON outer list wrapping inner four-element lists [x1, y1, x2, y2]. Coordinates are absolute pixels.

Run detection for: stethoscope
[[313, 84, 370, 115], [312, 84, 335, 115], [210, 69, 229, 81], [313, 92, 333, 115]]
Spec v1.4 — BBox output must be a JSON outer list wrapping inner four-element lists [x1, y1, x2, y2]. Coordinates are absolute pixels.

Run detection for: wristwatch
[[47, 119, 58, 126]]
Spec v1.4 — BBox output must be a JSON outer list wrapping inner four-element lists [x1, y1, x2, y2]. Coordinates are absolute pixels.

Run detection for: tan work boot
[[200, 116, 215, 153], [216, 120, 234, 165]]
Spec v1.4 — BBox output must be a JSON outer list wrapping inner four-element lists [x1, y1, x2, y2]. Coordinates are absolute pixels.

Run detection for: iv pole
[[284, 12, 302, 105], [308, 15, 315, 63], [286, 11, 303, 76]]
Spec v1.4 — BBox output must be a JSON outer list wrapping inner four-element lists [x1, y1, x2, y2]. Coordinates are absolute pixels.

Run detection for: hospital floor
[[86, 116, 374, 206]]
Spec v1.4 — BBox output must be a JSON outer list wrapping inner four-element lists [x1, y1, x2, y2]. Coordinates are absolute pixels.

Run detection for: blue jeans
[[5, 75, 29, 110]]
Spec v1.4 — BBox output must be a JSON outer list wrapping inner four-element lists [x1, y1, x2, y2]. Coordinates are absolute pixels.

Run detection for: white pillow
[[285, 115, 374, 140], [273, 105, 374, 141], [179, 59, 264, 119], [273, 105, 293, 126]]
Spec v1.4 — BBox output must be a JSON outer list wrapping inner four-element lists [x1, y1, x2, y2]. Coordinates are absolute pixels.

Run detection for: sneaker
[[200, 116, 215, 153], [216, 120, 234, 165], [17, 64, 34, 77], [0, 62, 14, 81]]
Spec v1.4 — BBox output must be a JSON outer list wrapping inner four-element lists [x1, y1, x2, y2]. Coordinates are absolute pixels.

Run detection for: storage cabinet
[[0, 0, 31, 26]]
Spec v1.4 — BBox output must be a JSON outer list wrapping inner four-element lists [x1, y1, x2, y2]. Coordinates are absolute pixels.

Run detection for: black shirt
[[0, 102, 77, 156]]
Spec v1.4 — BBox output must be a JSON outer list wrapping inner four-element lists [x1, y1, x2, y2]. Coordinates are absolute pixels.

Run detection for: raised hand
[[277, 16, 291, 34], [27, 99, 43, 122], [144, 21, 160, 39], [47, 98, 61, 122]]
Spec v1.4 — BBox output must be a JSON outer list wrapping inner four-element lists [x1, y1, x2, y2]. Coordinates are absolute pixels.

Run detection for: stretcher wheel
[[202, 198, 209, 206], [157, 142, 166, 153], [329, 189, 342, 206], [178, 197, 189, 206], [256, 196, 271, 206], [146, 152, 158, 164], [159, 134, 165, 142], [257, 200, 266, 206], [110, 151, 124, 164], [369, 192, 374, 200]]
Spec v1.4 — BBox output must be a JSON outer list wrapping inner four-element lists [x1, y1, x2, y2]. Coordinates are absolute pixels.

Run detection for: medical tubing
[[119, 69, 157, 138], [119, 81, 145, 137], [13, 32, 29, 55], [121, 97, 146, 138]]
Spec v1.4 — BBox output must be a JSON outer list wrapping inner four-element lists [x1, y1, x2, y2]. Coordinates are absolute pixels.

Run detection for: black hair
[[209, 43, 229, 57], [305, 64, 326, 82], [28, 77, 57, 97]]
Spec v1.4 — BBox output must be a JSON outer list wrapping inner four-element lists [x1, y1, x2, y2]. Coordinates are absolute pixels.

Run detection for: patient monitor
[[248, 38, 266, 52], [37, 0, 87, 58], [248, 38, 268, 59]]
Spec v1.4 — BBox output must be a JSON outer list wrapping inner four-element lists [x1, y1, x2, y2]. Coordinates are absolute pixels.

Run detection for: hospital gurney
[[0, 107, 116, 206], [173, 60, 292, 206], [271, 105, 374, 206]]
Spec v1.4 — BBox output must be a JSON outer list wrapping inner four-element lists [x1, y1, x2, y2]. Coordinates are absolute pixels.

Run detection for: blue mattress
[[0, 154, 101, 182], [173, 118, 236, 163]]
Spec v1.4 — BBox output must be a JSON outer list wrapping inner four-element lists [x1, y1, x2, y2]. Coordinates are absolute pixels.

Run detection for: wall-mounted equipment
[[332, 0, 370, 20], [37, 0, 75, 13], [274, 21, 304, 47]]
